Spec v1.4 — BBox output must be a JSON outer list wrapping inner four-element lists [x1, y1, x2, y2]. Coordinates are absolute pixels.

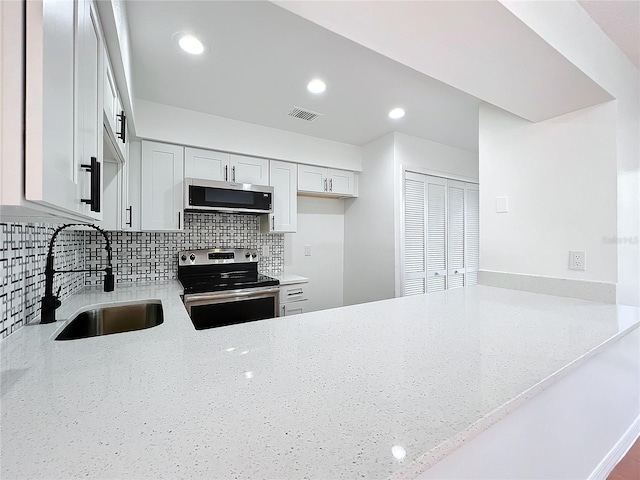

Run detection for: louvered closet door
[[465, 183, 479, 286], [447, 180, 466, 289], [403, 173, 427, 295], [426, 177, 448, 292]]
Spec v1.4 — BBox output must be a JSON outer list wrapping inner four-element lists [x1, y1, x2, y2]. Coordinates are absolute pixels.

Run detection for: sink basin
[[55, 301, 164, 340]]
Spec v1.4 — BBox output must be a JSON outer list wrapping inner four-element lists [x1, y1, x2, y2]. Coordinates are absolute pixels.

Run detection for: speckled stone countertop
[[1, 282, 638, 479]]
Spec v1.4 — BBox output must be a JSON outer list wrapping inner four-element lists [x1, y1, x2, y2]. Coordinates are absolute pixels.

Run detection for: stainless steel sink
[[55, 301, 164, 340]]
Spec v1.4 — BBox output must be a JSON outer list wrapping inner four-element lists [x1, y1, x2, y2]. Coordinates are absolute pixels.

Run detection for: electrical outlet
[[261, 245, 270, 257], [569, 250, 586, 271], [304, 245, 312, 256]]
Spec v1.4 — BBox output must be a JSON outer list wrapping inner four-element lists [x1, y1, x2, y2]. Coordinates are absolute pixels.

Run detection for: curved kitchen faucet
[[40, 223, 114, 324]]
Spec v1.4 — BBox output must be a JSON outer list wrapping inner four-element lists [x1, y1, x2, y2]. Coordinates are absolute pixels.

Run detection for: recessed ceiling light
[[307, 79, 326, 94], [389, 108, 405, 119], [176, 33, 205, 55]]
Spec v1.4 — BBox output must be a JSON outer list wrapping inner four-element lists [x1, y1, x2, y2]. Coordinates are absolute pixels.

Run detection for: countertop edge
[[389, 321, 640, 480]]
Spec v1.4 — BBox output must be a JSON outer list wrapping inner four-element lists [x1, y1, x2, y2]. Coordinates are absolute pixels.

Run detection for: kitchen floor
[[608, 438, 640, 480]]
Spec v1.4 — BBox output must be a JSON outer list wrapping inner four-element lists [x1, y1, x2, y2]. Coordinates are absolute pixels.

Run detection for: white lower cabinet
[[141, 141, 185, 231], [279, 280, 309, 316], [260, 160, 297, 233], [298, 165, 357, 197]]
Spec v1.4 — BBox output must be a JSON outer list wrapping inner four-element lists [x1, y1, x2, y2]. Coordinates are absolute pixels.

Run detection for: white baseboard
[[478, 270, 617, 303], [589, 416, 640, 480]]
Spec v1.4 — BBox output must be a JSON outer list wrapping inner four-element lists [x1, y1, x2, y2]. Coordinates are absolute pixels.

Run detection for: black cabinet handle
[[126, 206, 132, 227], [224, 165, 228, 181], [178, 211, 181, 229], [81, 157, 101, 212], [116, 111, 126, 143]]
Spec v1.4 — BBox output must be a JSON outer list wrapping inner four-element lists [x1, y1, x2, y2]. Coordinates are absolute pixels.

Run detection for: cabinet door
[[298, 165, 327, 193], [185, 147, 229, 181], [75, 0, 102, 219], [229, 154, 269, 185], [24, 0, 83, 215], [282, 300, 308, 317], [125, 140, 142, 231], [447, 180, 466, 289], [141, 141, 185, 231], [465, 183, 479, 286], [269, 160, 297, 233], [103, 51, 117, 134], [328, 169, 355, 196]]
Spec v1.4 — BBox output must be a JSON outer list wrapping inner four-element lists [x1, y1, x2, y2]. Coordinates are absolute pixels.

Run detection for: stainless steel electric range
[[177, 248, 280, 330]]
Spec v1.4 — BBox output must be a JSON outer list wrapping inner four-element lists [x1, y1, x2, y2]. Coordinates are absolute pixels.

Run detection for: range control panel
[[178, 248, 259, 266]]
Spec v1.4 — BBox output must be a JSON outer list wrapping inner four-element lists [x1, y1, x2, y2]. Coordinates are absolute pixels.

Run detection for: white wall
[[394, 132, 479, 180], [135, 99, 362, 171], [284, 196, 345, 312], [479, 102, 618, 284], [498, 1, 639, 305], [344, 133, 396, 305]]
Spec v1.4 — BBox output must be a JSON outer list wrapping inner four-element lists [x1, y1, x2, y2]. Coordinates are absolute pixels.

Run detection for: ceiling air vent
[[288, 106, 323, 122]]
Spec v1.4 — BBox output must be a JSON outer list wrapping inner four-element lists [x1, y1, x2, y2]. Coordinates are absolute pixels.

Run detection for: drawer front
[[279, 283, 308, 303]]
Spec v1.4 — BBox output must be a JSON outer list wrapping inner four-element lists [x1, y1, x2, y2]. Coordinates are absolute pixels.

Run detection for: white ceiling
[[126, 1, 482, 152], [579, 0, 640, 69]]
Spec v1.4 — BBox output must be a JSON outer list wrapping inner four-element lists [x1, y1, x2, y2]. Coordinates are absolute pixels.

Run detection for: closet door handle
[[81, 157, 101, 212]]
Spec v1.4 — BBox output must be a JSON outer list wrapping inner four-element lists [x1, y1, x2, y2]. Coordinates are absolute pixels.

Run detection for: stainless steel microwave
[[184, 178, 273, 214]]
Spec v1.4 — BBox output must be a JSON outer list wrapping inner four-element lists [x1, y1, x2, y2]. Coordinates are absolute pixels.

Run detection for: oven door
[[184, 286, 280, 330]]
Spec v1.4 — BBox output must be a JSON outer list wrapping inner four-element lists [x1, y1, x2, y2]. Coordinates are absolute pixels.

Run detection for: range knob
[[252, 252, 258, 258], [189, 253, 196, 262], [180, 254, 187, 262], [245, 253, 251, 258]]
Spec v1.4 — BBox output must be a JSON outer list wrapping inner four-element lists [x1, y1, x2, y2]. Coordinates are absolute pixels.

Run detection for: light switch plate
[[496, 196, 509, 213], [304, 245, 312, 256], [569, 250, 586, 271]]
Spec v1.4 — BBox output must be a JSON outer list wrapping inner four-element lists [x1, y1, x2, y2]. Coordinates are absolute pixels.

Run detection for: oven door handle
[[184, 287, 280, 304]]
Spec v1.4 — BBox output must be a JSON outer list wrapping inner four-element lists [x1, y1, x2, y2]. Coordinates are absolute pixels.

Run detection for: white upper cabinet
[[298, 165, 327, 193], [103, 53, 117, 135], [229, 154, 269, 185], [327, 169, 355, 196], [24, 0, 84, 216], [102, 47, 126, 161], [185, 147, 230, 181], [141, 141, 185, 231], [75, 0, 103, 219], [260, 160, 297, 233], [298, 165, 357, 197]]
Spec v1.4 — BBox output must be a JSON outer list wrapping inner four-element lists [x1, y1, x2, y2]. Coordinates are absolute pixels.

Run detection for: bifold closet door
[[465, 183, 479, 286], [403, 173, 447, 295], [447, 180, 466, 289]]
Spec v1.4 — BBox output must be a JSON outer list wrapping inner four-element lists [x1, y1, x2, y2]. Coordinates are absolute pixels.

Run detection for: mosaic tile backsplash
[[85, 212, 284, 286], [0, 222, 86, 338], [1, 213, 284, 338]]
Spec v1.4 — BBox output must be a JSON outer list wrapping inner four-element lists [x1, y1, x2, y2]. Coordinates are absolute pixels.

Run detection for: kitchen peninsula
[[1, 283, 638, 479]]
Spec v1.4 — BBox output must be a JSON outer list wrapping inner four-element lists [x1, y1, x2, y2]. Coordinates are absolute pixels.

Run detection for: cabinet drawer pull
[[287, 289, 303, 296], [80, 157, 101, 212]]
